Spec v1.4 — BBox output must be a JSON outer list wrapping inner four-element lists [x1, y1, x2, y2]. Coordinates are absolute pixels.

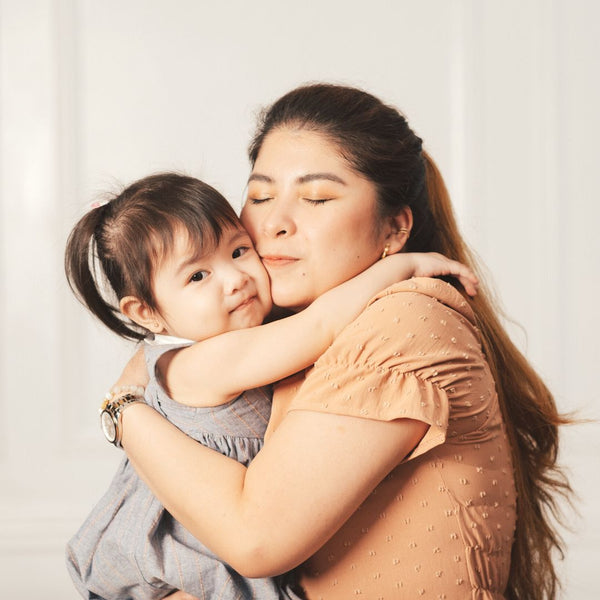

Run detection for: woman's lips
[[260, 255, 298, 268]]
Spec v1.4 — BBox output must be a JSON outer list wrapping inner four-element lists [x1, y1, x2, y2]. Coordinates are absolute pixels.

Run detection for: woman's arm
[[122, 402, 427, 578], [120, 283, 461, 577], [167, 252, 477, 403], [114, 345, 149, 390]]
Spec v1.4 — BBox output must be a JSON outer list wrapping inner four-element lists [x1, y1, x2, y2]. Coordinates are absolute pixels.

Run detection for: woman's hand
[[113, 346, 149, 390], [398, 252, 479, 296]]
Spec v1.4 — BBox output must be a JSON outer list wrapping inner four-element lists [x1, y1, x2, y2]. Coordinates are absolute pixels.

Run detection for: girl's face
[[151, 226, 272, 341], [241, 128, 389, 310]]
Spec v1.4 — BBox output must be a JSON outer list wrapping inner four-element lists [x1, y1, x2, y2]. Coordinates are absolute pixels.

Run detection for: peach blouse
[[266, 278, 517, 600]]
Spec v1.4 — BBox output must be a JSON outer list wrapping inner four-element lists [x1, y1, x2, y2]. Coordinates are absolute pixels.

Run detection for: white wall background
[[0, 0, 598, 597]]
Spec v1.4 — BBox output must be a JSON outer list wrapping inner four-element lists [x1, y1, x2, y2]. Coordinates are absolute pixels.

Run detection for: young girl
[[64, 172, 478, 600]]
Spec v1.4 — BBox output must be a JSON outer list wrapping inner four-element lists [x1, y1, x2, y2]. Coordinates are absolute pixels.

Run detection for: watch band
[[100, 391, 144, 448]]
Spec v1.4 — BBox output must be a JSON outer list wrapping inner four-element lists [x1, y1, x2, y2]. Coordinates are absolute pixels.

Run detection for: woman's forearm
[[121, 403, 330, 576], [121, 402, 426, 577], [121, 405, 254, 564]]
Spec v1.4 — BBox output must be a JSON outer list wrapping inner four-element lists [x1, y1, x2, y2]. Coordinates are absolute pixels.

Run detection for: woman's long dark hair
[[249, 83, 572, 599]]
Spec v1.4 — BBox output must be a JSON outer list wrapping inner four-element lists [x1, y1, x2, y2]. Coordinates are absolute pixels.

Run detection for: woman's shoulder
[[366, 277, 476, 325], [292, 277, 486, 431], [315, 277, 482, 371]]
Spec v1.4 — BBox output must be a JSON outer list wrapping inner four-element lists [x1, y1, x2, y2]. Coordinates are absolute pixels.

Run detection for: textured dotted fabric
[[267, 278, 517, 600]]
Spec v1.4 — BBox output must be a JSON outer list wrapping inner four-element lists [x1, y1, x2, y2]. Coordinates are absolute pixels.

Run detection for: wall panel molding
[[0, 1, 597, 597], [0, 0, 122, 564]]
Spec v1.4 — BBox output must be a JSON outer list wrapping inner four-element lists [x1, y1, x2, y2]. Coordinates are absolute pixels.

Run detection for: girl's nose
[[223, 265, 250, 295]]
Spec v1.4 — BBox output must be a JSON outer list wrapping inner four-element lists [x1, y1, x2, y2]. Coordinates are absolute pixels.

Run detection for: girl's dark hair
[[65, 173, 240, 341], [250, 83, 573, 600]]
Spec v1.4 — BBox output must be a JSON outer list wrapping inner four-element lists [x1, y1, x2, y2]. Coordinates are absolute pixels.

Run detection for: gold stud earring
[[381, 244, 390, 260]]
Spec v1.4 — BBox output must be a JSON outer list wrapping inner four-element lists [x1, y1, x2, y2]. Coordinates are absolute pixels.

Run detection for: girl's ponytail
[[65, 203, 145, 340]]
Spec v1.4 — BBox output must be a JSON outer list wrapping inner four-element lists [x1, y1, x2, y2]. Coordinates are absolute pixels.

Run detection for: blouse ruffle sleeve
[[287, 278, 483, 461]]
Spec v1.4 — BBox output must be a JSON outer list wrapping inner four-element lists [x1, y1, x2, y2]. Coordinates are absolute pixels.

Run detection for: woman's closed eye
[[247, 196, 273, 205], [303, 197, 333, 205]]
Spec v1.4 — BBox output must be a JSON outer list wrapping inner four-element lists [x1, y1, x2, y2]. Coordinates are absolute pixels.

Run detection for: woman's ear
[[384, 206, 413, 254], [120, 296, 164, 334]]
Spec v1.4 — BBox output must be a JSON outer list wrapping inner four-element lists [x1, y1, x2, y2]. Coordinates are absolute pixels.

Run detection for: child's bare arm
[[166, 253, 477, 404]]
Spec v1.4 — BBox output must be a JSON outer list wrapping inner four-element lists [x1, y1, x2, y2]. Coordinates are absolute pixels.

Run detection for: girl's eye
[[190, 270, 209, 282], [232, 246, 250, 259], [304, 198, 332, 205]]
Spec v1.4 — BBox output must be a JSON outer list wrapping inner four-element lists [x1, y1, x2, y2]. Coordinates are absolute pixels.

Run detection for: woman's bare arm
[[114, 345, 149, 390], [122, 403, 426, 578]]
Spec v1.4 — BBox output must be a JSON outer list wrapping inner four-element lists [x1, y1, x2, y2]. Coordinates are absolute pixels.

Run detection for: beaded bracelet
[[100, 385, 146, 410]]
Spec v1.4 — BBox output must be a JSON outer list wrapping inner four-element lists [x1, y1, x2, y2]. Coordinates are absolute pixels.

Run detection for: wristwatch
[[100, 392, 144, 447]]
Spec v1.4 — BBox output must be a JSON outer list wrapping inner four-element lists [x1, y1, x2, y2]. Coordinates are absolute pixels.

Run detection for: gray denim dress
[[66, 341, 302, 600]]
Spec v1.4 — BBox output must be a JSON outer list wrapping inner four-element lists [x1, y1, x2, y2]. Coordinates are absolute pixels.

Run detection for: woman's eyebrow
[[297, 173, 347, 185], [247, 173, 272, 183], [247, 172, 347, 185]]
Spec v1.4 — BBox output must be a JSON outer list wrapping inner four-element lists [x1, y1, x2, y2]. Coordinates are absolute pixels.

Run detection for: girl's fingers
[[446, 259, 479, 296], [410, 253, 479, 296]]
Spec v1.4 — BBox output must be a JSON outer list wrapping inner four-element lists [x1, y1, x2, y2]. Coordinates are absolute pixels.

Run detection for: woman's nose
[[261, 202, 296, 238]]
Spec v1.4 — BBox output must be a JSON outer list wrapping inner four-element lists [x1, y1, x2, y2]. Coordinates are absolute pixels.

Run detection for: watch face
[[100, 410, 117, 443]]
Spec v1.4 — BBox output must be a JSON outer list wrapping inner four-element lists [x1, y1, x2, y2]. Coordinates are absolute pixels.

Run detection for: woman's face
[[241, 128, 390, 310]]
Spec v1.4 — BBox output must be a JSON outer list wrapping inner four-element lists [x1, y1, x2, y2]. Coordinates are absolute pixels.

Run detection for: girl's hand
[[398, 252, 479, 296]]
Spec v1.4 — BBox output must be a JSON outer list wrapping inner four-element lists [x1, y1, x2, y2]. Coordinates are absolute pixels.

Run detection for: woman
[[116, 84, 570, 599]]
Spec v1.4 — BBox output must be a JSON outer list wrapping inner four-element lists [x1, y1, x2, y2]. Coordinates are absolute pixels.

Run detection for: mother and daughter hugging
[[64, 83, 570, 600]]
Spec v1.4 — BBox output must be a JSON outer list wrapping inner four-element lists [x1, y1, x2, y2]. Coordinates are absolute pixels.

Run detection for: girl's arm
[[167, 253, 477, 403]]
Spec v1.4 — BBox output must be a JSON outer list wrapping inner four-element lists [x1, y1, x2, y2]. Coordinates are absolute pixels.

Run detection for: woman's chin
[[270, 289, 312, 313]]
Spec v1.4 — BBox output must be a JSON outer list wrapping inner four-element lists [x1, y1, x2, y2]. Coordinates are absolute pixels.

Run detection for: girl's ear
[[120, 296, 165, 334], [384, 206, 413, 255]]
